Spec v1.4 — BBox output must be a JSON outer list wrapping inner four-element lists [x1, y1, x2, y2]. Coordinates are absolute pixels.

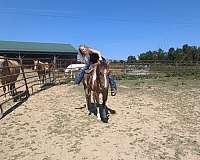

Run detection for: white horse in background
[[64, 64, 86, 78]]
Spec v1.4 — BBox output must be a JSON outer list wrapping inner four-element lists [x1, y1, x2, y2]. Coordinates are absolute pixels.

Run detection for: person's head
[[79, 44, 89, 55]]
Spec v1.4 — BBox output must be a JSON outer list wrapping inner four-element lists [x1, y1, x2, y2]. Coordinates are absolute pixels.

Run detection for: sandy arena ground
[[0, 78, 200, 160]]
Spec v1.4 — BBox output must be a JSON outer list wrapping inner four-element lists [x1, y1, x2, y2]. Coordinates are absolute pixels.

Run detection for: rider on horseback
[[75, 44, 117, 96]]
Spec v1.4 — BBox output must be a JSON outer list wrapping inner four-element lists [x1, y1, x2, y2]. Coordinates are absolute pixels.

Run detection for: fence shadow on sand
[[1, 83, 56, 119]]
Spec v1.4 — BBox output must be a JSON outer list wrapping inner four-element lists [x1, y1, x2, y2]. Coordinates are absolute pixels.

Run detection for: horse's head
[[33, 60, 43, 70], [33, 60, 38, 70], [97, 61, 111, 89]]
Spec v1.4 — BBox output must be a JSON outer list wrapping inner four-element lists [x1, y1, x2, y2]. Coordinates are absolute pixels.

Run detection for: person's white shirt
[[78, 47, 103, 64]]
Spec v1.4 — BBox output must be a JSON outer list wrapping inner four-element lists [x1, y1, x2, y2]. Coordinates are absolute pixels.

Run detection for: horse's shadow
[[87, 103, 116, 123]]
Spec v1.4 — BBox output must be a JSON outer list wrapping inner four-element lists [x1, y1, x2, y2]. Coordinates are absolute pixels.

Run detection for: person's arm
[[88, 48, 103, 60], [78, 51, 85, 63], [102, 56, 106, 62]]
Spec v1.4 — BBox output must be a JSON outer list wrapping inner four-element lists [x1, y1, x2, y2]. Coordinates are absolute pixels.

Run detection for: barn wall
[[0, 51, 77, 68]]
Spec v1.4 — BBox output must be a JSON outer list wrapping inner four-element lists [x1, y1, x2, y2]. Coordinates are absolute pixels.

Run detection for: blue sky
[[0, 0, 200, 60]]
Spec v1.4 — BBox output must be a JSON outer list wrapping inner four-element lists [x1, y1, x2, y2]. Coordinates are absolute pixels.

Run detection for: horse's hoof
[[101, 118, 108, 123], [97, 116, 101, 121], [110, 110, 116, 114]]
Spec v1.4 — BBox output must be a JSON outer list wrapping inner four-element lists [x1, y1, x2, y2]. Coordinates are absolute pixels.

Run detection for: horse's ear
[[107, 60, 111, 65]]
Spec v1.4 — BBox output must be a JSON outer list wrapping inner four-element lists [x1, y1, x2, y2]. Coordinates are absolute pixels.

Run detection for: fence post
[[53, 56, 56, 82], [19, 57, 30, 98]]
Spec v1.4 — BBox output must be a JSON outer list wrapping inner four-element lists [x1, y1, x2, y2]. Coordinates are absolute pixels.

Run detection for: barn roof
[[0, 40, 77, 54]]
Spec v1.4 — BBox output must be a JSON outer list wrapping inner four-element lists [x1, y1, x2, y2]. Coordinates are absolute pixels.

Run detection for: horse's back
[[8, 60, 20, 72], [7, 60, 20, 80]]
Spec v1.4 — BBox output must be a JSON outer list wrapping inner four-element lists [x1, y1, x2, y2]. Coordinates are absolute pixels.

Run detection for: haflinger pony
[[83, 61, 112, 123], [0, 56, 20, 97], [33, 60, 54, 87]]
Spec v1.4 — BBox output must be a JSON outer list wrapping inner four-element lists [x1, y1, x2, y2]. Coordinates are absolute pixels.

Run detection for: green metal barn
[[0, 40, 78, 66]]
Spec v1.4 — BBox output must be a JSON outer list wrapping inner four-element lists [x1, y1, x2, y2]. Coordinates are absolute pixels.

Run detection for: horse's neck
[[92, 64, 100, 85], [97, 62, 109, 89]]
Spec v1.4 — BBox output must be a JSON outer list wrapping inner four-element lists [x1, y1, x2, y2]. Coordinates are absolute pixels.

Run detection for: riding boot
[[108, 74, 117, 96]]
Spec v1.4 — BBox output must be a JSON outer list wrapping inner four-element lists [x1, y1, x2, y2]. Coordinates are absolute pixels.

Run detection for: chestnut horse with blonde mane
[[83, 61, 111, 123], [33, 60, 54, 87], [0, 56, 20, 97]]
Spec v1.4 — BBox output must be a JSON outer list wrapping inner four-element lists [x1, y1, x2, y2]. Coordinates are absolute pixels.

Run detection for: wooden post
[[19, 56, 30, 98]]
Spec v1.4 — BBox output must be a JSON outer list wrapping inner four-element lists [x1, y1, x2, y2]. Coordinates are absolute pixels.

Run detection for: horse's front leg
[[43, 71, 46, 84], [12, 83, 17, 96], [2, 82, 6, 99], [9, 83, 14, 96], [8, 84, 12, 97], [102, 89, 108, 107], [38, 74, 42, 87], [94, 92, 101, 120], [49, 71, 51, 83], [102, 90, 109, 123]]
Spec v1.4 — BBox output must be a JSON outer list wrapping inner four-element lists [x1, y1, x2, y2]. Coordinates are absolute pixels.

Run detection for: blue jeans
[[75, 64, 90, 84], [108, 74, 117, 90], [75, 64, 117, 90]]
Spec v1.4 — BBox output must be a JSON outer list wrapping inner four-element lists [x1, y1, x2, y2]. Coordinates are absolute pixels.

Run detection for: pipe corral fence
[[110, 60, 200, 79], [0, 56, 78, 118], [1, 58, 200, 118]]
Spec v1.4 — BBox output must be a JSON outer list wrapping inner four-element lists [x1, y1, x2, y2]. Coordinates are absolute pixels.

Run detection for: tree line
[[127, 44, 200, 63]]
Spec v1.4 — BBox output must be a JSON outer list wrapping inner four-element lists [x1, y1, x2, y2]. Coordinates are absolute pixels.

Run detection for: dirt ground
[[0, 77, 200, 160]]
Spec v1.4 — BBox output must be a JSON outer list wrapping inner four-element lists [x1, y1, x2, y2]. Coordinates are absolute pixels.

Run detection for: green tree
[[157, 48, 165, 60], [127, 55, 136, 63], [175, 48, 183, 62], [168, 48, 175, 61]]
